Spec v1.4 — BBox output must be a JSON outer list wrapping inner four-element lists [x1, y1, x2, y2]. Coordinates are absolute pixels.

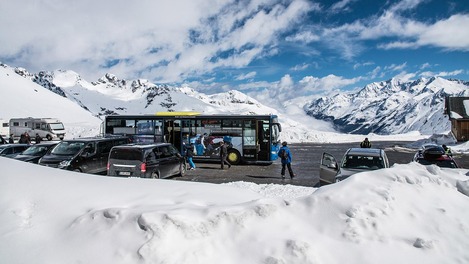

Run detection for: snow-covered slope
[[1, 63, 450, 142], [305, 78, 469, 135], [0, 65, 101, 138]]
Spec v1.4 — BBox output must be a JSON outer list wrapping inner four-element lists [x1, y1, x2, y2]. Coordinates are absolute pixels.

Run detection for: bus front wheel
[[227, 150, 241, 165], [46, 134, 52, 141]]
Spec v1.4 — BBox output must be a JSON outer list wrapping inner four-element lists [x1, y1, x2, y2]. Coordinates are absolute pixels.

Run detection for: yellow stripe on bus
[[155, 111, 201, 116]]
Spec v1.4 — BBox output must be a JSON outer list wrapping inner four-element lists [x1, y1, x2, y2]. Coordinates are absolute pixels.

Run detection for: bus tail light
[[140, 162, 147, 173]]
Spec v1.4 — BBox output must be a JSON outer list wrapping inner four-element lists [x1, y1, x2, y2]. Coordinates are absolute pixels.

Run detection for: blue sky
[[1, 0, 468, 103]]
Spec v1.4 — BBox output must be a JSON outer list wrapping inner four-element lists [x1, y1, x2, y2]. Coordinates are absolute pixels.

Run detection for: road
[[175, 142, 469, 187]]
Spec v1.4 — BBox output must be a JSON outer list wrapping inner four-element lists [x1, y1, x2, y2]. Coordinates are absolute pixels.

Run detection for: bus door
[[257, 120, 270, 161], [181, 119, 196, 151], [242, 120, 257, 161], [164, 119, 183, 152]]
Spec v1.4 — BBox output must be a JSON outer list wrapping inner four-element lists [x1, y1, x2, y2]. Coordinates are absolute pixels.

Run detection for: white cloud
[[420, 69, 464, 78], [330, 0, 356, 12], [285, 31, 320, 43], [299, 74, 361, 93], [385, 62, 407, 72], [420, 63, 432, 70], [417, 14, 469, 51], [236, 71, 257, 80], [290, 63, 310, 71], [353, 61, 374, 70], [393, 71, 416, 82], [0, 0, 314, 82]]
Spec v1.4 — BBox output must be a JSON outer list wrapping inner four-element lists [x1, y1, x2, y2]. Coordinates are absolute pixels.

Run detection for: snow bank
[[1, 157, 469, 264]]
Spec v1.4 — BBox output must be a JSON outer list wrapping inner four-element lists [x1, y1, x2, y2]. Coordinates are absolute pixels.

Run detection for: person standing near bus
[[186, 143, 196, 170], [220, 140, 231, 169], [278, 141, 295, 179]]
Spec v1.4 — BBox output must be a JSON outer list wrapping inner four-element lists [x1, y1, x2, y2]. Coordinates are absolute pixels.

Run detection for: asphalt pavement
[[175, 142, 469, 187]]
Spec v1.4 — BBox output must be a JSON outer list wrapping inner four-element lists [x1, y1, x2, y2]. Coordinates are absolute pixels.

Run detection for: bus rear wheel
[[227, 150, 241, 165]]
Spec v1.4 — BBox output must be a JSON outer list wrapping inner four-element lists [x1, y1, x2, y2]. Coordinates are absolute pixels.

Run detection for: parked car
[[13, 142, 59, 163], [107, 143, 186, 178], [0, 144, 30, 158], [38, 136, 130, 174], [319, 147, 390, 185], [413, 143, 459, 168]]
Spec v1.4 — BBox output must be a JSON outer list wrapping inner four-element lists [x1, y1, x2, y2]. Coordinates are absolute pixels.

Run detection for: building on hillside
[[445, 96, 469, 141]]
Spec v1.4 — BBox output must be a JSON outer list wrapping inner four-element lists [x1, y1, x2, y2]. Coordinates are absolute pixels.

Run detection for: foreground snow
[[1, 157, 469, 264]]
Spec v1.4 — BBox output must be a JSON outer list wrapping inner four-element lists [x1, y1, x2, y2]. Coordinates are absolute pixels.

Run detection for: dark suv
[[38, 136, 130, 174], [107, 143, 186, 178], [413, 144, 459, 168]]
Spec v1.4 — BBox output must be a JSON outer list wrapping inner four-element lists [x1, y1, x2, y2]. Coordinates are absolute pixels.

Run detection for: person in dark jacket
[[220, 140, 231, 169], [0, 134, 6, 144], [35, 133, 42, 144], [8, 134, 14, 143], [278, 141, 295, 179], [185, 143, 196, 170], [360, 138, 371, 148]]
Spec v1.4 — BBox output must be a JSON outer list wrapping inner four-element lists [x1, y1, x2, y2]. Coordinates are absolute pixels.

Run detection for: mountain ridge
[[304, 77, 469, 135], [2, 62, 467, 141]]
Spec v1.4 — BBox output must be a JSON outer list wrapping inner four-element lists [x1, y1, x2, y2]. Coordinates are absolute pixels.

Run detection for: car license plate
[[119, 171, 131, 176]]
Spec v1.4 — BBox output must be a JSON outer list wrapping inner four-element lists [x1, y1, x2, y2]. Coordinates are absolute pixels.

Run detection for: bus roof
[[106, 113, 278, 119]]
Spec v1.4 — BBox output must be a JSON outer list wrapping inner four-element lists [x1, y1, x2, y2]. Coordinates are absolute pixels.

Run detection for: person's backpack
[[279, 148, 288, 159]]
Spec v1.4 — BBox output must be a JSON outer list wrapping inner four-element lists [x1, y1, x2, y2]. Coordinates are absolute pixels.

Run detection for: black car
[[13, 142, 59, 163], [413, 143, 459, 168], [107, 143, 186, 178], [0, 144, 30, 158], [38, 136, 130, 174]]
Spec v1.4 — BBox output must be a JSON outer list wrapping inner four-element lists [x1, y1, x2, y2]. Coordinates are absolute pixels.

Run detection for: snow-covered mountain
[[2, 62, 461, 142], [14, 67, 278, 117], [305, 77, 469, 135]]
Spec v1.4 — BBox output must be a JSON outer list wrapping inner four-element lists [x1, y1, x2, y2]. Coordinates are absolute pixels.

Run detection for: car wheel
[[227, 149, 241, 165], [46, 134, 52, 141], [151, 172, 160, 179], [179, 162, 187, 176], [73, 168, 82, 173]]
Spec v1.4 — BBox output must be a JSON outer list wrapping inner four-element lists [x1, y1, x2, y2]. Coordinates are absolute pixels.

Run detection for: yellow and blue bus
[[102, 112, 282, 165]]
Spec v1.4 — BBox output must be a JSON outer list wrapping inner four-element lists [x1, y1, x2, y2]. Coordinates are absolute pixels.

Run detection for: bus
[[102, 112, 282, 165]]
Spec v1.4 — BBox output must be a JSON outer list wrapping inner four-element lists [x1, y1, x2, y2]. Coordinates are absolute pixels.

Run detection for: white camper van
[[0, 119, 9, 137], [9, 118, 66, 141]]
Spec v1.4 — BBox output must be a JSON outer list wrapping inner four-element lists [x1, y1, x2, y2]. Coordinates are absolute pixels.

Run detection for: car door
[[81, 142, 100, 173], [319, 152, 339, 184], [156, 146, 172, 178]]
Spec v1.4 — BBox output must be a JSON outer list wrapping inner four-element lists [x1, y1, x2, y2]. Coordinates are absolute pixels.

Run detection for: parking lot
[[176, 141, 469, 187]]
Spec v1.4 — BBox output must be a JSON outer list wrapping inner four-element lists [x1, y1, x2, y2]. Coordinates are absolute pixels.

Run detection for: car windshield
[[342, 155, 384, 170], [51, 142, 85, 155], [21, 145, 50, 155]]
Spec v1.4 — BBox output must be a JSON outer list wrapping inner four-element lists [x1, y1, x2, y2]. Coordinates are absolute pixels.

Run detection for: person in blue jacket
[[278, 141, 295, 179]]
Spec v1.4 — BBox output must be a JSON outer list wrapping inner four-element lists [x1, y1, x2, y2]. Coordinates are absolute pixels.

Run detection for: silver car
[[319, 148, 390, 185]]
